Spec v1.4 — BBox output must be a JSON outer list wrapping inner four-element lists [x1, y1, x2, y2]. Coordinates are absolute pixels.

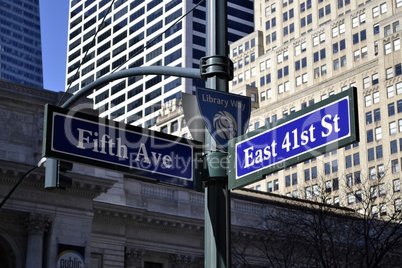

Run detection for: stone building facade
[[0, 79, 316, 268]]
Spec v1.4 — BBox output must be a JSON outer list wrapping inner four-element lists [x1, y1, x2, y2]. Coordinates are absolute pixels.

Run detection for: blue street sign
[[228, 88, 359, 189], [43, 105, 202, 189], [196, 87, 251, 151]]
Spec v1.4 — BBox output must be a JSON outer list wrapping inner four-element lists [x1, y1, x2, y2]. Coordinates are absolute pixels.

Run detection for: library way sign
[[43, 105, 203, 189], [228, 87, 359, 189]]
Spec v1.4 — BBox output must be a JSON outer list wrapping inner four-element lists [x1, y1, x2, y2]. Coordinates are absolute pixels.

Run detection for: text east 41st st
[[240, 114, 341, 169]]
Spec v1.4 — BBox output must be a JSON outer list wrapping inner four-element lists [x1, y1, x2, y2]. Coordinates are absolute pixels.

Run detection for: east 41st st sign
[[228, 87, 359, 190]]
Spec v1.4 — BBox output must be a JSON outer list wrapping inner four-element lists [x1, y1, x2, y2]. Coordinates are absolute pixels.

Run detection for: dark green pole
[[204, 0, 230, 267]]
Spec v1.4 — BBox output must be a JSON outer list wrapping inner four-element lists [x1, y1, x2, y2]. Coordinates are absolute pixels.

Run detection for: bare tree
[[231, 169, 402, 267], [342, 165, 402, 268]]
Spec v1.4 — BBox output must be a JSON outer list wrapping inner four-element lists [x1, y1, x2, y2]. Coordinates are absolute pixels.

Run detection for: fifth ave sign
[[228, 87, 359, 190], [43, 105, 202, 189]]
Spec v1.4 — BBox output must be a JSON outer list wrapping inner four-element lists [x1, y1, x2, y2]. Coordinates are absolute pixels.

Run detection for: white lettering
[[321, 114, 340, 137], [135, 143, 174, 169], [116, 138, 127, 159], [136, 143, 150, 164], [242, 141, 277, 169], [77, 128, 92, 149], [243, 146, 255, 168]]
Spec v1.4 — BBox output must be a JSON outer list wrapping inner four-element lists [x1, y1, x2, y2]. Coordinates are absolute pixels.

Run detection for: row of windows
[[241, 57, 399, 99], [265, 168, 402, 208], [69, 0, 181, 50], [232, 38, 256, 57], [265, 1, 399, 53], [237, 29, 399, 89], [266, 167, 402, 202], [160, 119, 183, 134], [233, 53, 256, 70]]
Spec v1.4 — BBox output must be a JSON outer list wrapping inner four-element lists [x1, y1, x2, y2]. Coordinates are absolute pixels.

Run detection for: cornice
[[93, 201, 204, 232], [0, 160, 116, 200], [0, 79, 59, 104]]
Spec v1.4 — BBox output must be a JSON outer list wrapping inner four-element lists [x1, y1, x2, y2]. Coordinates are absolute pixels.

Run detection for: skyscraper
[[229, 0, 402, 211], [65, 0, 254, 128], [156, 0, 402, 212], [0, 0, 43, 88]]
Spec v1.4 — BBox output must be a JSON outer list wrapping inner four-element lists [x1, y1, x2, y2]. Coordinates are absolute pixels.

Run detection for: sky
[[40, 0, 69, 92]]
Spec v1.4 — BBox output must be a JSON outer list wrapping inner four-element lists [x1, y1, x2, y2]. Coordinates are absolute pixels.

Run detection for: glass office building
[[0, 0, 43, 88], [65, 0, 254, 128]]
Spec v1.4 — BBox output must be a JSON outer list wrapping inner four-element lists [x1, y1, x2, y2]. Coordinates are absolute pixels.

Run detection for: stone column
[[125, 248, 144, 268], [24, 213, 49, 268]]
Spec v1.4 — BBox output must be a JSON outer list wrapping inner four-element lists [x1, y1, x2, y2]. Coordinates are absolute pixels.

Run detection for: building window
[[385, 25, 392, 37], [385, 42, 392, 54], [285, 175, 291, 187], [396, 63, 402, 76], [332, 160, 338, 172], [333, 59, 339, 70], [325, 180, 332, 192], [375, 127, 382, 140], [386, 67, 394, 79], [355, 190, 362, 203], [369, 166, 376, 180], [394, 179, 400, 192], [354, 49, 361, 63], [392, 159, 399, 173], [394, 38, 401, 52], [304, 169, 310, 181], [348, 192, 355, 205], [325, 162, 331, 174], [171, 120, 179, 132], [390, 122, 397, 135], [360, 91, 369, 103], [391, 140, 398, 154], [362, 46, 368, 58], [333, 178, 339, 190], [379, 184, 386, 197], [345, 155, 352, 168], [363, 77, 370, 88], [374, 109, 381, 122], [376, 145, 383, 159], [373, 92, 380, 104], [367, 129, 373, 143], [292, 173, 298, 185], [381, 3, 387, 14], [388, 103, 395, 116], [312, 166, 317, 179], [387, 85, 395, 98], [274, 179, 279, 191], [368, 148, 375, 161], [352, 16, 359, 28], [373, 6, 379, 17], [366, 111, 373, 124], [353, 153, 360, 166], [395, 199, 402, 212], [267, 181, 273, 192]]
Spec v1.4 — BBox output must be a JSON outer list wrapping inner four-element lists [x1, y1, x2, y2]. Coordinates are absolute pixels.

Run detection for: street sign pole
[[204, 0, 231, 267], [42, 1, 232, 266]]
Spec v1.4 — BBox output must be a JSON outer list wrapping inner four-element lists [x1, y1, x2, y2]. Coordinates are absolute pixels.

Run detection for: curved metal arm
[[62, 66, 202, 108]]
